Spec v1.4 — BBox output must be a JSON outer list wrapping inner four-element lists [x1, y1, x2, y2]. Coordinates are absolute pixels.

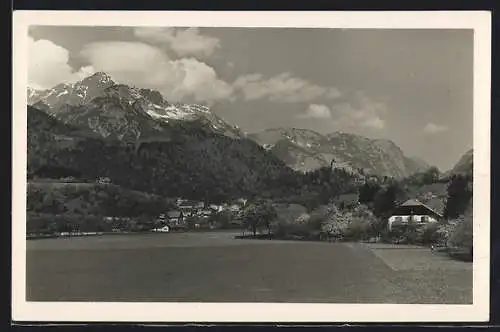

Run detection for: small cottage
[[167, 210, 184, 227], [178, 200, 205, 217], [388, 199, 443, 231], [209, 204, 223, 212], [199, 209, 213, 219], [97, 176, 111, 184]]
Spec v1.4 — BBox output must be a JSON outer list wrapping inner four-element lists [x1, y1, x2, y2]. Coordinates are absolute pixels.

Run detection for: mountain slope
[[27, 105, 300, 202], [445, 149, 473, 177], [249, 128, 430, 178]]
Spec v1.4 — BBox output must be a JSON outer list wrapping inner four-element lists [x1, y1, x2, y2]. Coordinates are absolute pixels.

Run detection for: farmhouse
[[166, 210, 185, 227], [209, 204, 224, 212], [96, 177, 111, 184], [177, 200, 205, 217], [387, 199, 443, 231], [198, 209, 213, 219]]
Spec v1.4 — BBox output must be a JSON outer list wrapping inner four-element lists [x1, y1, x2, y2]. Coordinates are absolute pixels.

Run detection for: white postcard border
[[12, 10, 491, 323]]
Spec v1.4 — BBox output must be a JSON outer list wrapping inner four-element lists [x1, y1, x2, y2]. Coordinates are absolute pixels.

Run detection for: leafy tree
[[373, 184, 398, 218], [444, 175, 472, 219], [422, 166, 440, 184], [242, 201, 277, 236], [358, 182, 381, 205], [320, 204, 350, 240]]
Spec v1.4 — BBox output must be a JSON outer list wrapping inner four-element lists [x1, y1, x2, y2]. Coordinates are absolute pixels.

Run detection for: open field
[[26, 231, 472, 303]]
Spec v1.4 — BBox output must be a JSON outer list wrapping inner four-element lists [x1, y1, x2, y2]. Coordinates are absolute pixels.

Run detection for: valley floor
[[26, 231, 472, 304]]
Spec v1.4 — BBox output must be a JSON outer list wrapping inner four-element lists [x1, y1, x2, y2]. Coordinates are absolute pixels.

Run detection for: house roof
[[401, 199, 423, 207], [392, 199, 443, 218], [167, 211, 182, 218]]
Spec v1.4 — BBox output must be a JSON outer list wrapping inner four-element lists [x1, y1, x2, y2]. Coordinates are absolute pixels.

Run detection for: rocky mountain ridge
[[28, 72, 433, 179], [445, 149, 473, 177], [249, 128, 431, 178], [27, 72, 244, 141]]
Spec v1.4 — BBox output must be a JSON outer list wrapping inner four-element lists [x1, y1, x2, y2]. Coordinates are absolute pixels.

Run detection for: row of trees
[[239, 198, 471, 256], [27, 183, 176, 219]]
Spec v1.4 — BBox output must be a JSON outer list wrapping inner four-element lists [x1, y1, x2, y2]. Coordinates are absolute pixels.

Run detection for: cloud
[[80, 41, 233, 105], [233, 72, 341, 103], [298, 104, 332, 119], [28, 37, 95, 89], [134, 27, 220, 57], [423, 122, 448, 134], [361, 116, 385, 130], [329, 92, 387, 130]]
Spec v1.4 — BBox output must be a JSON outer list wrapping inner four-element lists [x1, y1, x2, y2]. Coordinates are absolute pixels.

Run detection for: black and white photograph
[[12, 11, 491, 323]]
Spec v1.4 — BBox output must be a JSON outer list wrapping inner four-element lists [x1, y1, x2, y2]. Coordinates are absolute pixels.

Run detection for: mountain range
[[28, 72, 437, 180], [249, 128, 430, 178], [28, 72, 244, 141]]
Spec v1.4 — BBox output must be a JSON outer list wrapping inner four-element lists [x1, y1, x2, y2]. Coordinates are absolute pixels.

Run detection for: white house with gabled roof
[[388, 199, 443, 231]]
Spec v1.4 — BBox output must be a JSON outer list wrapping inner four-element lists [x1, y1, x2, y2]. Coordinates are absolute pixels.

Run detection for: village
[[150, 198, 248, 232]]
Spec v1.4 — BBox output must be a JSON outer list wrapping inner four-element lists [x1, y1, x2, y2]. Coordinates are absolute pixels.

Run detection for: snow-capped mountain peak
[[27, 73, 245, 140]]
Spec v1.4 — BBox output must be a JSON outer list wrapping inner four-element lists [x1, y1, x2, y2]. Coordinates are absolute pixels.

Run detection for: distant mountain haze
[[249, 128, 431, 178], [445, 149, 473, 177]]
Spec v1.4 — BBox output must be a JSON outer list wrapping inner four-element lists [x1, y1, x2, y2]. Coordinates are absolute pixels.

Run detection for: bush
[[320, 204, 350, 240], [418, 223, 442, 244], [343, 205, 378, 240], [272, 215, 309, 239], [26, 213, 109, 234], [447, 212, 473, 251]]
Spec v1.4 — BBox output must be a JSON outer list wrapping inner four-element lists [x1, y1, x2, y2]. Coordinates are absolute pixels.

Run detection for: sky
[[27, 26, 473, 171]]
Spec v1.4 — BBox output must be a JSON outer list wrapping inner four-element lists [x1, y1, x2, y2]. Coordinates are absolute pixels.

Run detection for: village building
[[177, 200, 205, 217], [227, 204, 242, 213], [209, 204, 224, 212], [152, 225, 170, 233], [387, 199, 443, 231], [198, 209, 213, 219], [166, 210, 185, 227], [96, 176, 111, 184]]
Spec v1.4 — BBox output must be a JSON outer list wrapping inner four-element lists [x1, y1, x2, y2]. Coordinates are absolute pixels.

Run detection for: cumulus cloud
[[298, 104, 332, 119], [233, 72, 341, 103], [80, 41, 233, 105], [28, 36, 95, 89], [329, 92, 387, 130], [423, 122, 448, 134], [28, 36, 343, 107], [134, 27, 220, 57]]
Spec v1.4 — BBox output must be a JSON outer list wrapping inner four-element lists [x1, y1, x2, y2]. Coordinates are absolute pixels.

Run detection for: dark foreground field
[[26, 231, 472, 303]]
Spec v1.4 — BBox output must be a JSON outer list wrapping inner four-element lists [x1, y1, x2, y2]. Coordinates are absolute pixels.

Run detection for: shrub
[[26, 213, 109, 234], [417, 223, 442, 244], [343, 205, 378, 240], [272, 212, 312, 239], [320, 204, 350, 240], [385, 221, 443, 245], [447, 212, 473, 251]]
